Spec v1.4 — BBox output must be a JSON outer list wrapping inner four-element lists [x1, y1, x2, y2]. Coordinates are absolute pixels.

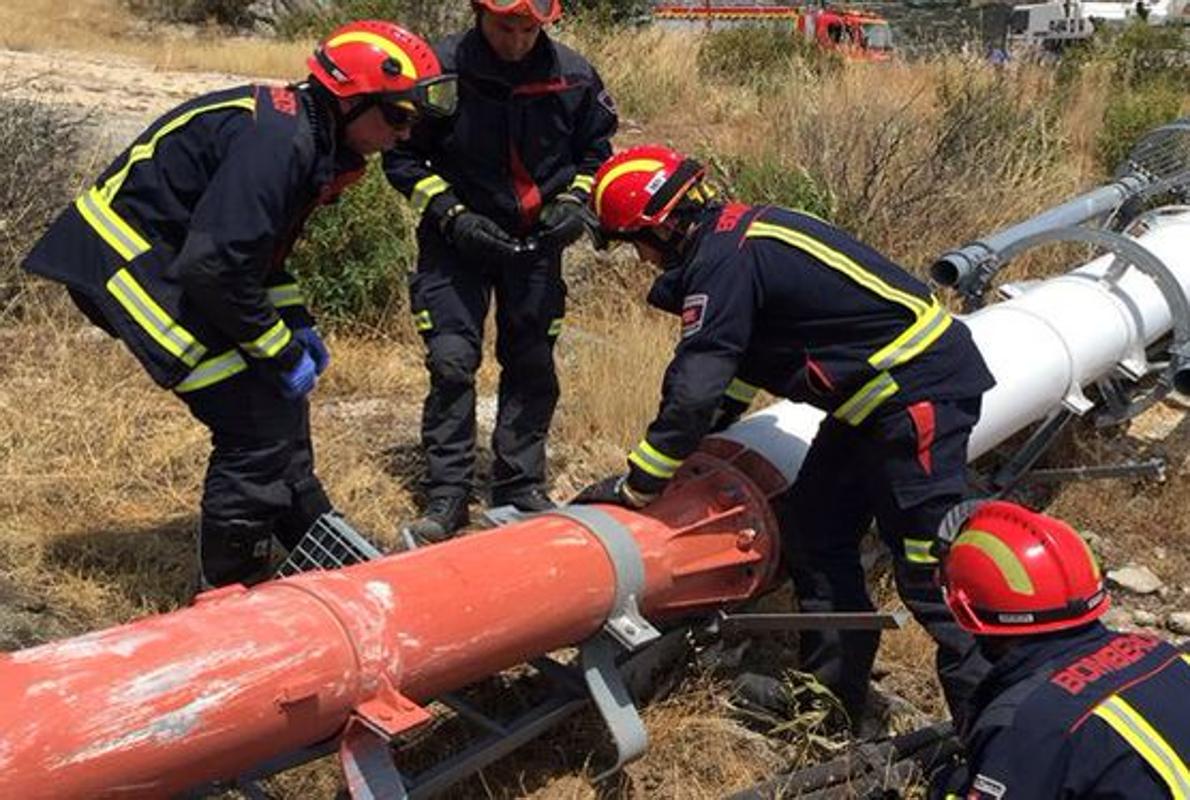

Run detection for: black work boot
[[198, 517, 274, 590], [491, 487, 556, 513], [404, 495, 469, 544]]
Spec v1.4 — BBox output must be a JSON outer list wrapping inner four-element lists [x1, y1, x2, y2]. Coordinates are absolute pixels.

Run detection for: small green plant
[[698, 24, 841, 86], [277, 0, 470, 40], [123, 0, 255, 26], [710, 151, 835, 220], [286, 161, 418, 330], [1095, 82, 1184, 175]]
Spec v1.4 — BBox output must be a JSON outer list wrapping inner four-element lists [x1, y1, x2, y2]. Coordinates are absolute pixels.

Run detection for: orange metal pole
[[0, 451, 781, 799]]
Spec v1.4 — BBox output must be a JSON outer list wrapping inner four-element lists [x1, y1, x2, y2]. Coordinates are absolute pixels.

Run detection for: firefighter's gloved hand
[[293, 327, 330, 375], [446, 210, 523, 263], [571, 474, 657, 509], [538, 193, 597, 251], [279, 350, 318, 399]]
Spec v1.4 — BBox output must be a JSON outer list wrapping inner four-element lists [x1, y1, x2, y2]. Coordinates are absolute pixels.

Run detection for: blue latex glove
[[279, 350, 318, 399], [293, 327, 330, 375]]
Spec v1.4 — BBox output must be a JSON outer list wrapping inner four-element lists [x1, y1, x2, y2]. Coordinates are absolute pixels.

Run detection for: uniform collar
[[461, 25, 558, 87], [984, 623, 1112, 691]]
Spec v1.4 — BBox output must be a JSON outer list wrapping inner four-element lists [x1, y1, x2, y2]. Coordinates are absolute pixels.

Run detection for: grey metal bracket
[[580, 632, 651, 782], [545, 505, 661, 650], [339, 723, 408, 800]]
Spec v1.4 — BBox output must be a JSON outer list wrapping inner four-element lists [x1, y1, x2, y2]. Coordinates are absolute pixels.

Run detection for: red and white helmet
[[940, 501, 1109, 636], [592, 145, 708, 236], [474, 0, 563, 24], [309, 20, 456, 119]]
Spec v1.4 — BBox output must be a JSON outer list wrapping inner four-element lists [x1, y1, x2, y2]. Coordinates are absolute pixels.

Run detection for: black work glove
[[571, 474, 657, 509], [538, 192, 604, 252], [438, 203, 525, 264]]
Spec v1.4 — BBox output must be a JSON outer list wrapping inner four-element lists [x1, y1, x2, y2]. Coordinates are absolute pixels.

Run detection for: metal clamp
[[544, 506, 661, 650]]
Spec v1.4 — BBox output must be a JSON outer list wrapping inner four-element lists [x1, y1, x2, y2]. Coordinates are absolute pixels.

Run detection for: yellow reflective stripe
[[413, 309, 432, 332], [75, 187, 152, 261], [594, 158, 665, 218], [953, 529, 1036, 595], [569, 174, 595, 193], [267, 283, 304, 308], [411, 174, 450, 214], [241, 319, 291, 358], [327, 31, 418, 79], [628, 439, 682, 479], [100, 97, 256, 202], [903, 538, 939, 565], [1094, 695, 1190, 800], [548, 317, 564, 337], [106, 268, 206, 367], [868, 300, 953, 371], [174, 350, 248, 393], [832, 371, 898, 426], [725, 378, 759, 404], [745, 220, 929, 316]]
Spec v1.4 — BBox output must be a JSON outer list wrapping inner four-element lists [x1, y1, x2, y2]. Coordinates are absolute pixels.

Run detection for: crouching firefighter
[[573, 145, 997, 731], [931, 501, 1190, 799], [21, 21, 456, 587]]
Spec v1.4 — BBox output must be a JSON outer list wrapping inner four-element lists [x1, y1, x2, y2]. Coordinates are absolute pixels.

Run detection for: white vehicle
[[1008, 0, 1187, 49]]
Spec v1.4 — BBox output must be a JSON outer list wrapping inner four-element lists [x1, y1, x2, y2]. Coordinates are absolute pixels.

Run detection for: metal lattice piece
[[274, 512, 384, 577], [1117, 117, 1190, 193]]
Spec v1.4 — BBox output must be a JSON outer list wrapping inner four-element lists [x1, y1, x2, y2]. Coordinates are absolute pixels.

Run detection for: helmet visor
[[379, 74, 458, 124], [482, 0, 561, 23]]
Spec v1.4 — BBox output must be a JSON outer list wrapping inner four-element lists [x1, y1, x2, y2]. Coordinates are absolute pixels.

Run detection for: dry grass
[[2, 14, 1189, 800]]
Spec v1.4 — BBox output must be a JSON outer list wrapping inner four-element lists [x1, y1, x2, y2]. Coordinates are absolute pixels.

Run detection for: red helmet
[[941, 501, 1109, 636], [592, 145, 709, 235], [474, 0, 563, 24], [308, 20, 456, 118]]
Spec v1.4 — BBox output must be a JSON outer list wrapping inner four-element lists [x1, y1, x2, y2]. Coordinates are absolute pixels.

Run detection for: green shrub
[[1095, 82, 1184, 175], [697, 24, 841, 86], [277, 0, 470, 40], [1103, 21, 1189, 91], [286, 161, 417, 329], [709, 151, 835, 220]]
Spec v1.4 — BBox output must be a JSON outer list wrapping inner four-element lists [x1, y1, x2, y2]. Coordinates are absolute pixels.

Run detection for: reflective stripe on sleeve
[[628, 439, 682, 480], [903, 538, 939, 565], [240, 319, 291, 359], [1093, 695, 1190, 800], [833, 371, 899, 426], [569, 174, 595, 194], [267, 283, 304, 308], [548, 317, 564, 337], [869, 299, 953, 371], [725, 378, 759, 404], [174, 350, 248, 393], [413, 309, 432, 332], [411, 174, 451, 214], [106, 268, 206, 367]]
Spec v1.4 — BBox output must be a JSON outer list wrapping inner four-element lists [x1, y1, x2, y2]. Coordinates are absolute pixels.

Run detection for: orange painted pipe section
[[0, 451, 780, 798]]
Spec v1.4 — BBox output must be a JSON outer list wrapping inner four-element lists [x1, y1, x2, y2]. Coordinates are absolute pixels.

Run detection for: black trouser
[[778, 396, 989, 728], [409, 222, 566, 501], [178, 367, 331, 584]]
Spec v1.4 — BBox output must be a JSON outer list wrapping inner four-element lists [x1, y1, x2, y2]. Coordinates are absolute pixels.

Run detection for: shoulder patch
[[970, 774, 1007, 799], [681, 293, 708, 337], [268, 85, 297, 116]]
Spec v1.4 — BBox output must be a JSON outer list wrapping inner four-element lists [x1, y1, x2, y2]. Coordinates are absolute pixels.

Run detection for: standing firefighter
[[575, 145, 997, 730], [21, 21, 456, 588], [384, 0, 617, 542], [931, 501, 1190, 799]]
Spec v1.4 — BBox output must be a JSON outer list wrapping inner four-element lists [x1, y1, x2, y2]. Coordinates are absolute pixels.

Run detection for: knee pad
[[198, 517, 274, 589], [426, 334, 480, 389]]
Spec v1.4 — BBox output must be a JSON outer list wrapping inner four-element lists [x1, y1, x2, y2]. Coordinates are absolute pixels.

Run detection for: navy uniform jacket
[[932, 623, 1190, 799], [383, 27, 617, 234], [23, 84, 364, 391], [626, 202, 995, 492]]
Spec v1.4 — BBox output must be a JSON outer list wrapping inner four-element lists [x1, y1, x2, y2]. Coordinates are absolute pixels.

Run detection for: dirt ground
[[2, 43, 1189, 800]]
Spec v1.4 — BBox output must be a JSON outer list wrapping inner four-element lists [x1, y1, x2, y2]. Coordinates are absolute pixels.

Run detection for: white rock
[[1167, 612, 1190, 636], [1106, 565, 1164, 595], [1131, 610, 1159, 626]]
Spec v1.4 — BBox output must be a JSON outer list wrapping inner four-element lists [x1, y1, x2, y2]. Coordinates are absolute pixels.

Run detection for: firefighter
[[21, 21, 457, 588], [930, 501, 1189, 799], [384, 0, 617, 542], [574, 145, 997, 730]]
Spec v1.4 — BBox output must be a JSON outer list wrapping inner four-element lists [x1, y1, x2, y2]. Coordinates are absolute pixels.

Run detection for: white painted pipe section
[[716, 210, 1190, 485]]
